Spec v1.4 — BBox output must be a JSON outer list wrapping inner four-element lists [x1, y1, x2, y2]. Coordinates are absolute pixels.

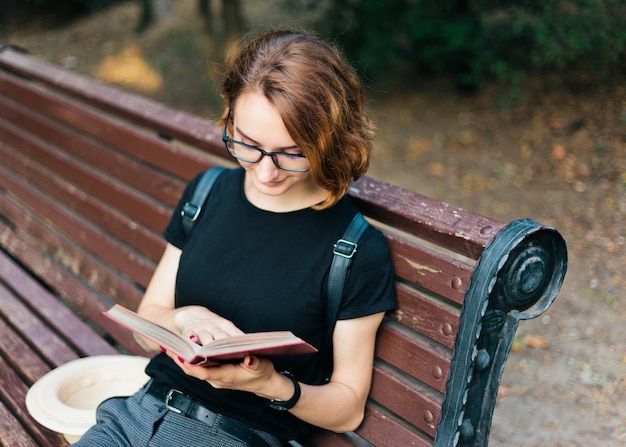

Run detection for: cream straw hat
[[26, 355, 150, 443]]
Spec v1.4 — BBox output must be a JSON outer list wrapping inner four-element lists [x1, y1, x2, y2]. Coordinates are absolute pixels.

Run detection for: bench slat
[[0, 164, 156, 291], [0, 49, 225, 162], [0, 280, 80, 368], [350, 178, 505, 259], [369, 364, 441, 438], [0, 142, 166, 262], [392, 283, 459, 350], [385, 234, 472, 305], [0, 400, 43, 447], [0, 175, 148, 306], [0, 92, 185, 208], [0, 310, 54, 383], [0, 69, 219, 180], [0, 114, 172, 233], [0, 248, 119, 359], [376, 321, 450, 393], [357, 404, 434, 447], [0, 222, 145, 355], [0, 356, 67, 446]]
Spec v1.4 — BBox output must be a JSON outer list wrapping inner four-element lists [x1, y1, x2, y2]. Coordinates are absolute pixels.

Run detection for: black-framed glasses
[[222, 111, 310, 173]]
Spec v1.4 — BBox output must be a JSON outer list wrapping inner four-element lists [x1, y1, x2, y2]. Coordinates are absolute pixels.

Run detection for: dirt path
[[2, 2, 625, 445]]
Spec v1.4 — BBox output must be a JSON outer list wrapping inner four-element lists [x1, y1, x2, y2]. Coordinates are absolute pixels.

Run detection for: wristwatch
[[268, 371, 301, 411]]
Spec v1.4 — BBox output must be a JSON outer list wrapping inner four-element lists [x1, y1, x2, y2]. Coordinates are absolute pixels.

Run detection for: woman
[[74, 29, 395, 447]]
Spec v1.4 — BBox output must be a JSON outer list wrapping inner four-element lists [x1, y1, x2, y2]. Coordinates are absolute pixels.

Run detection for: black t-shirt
[[145, 168, 396, 440]]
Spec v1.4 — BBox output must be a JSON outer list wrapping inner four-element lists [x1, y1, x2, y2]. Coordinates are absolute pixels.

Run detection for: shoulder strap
[[320, 212, 369, 382], [180, 166, 227, 235]]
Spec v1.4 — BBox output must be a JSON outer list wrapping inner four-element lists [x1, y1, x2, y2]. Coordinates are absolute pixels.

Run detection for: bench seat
[[0, 45, 567, 447]]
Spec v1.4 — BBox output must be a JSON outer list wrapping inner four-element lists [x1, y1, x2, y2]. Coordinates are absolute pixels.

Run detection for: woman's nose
[[254, 154, 280, 180]]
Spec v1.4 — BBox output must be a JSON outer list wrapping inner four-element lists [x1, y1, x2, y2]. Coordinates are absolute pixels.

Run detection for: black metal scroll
[[435, 218, 567, 447]]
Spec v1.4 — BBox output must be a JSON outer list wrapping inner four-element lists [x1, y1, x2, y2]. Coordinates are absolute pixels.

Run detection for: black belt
[[145, 381, 274, 447]]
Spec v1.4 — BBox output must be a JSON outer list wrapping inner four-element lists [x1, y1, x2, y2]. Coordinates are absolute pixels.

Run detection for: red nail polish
[[248, 357, 255, 366], [178, 356, 185, 364], [189, 334, 197, 342], [159, 346, 167, 353]]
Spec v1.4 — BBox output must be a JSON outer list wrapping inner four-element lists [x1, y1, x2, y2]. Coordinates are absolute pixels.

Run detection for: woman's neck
[[243, 174, 328, 213]]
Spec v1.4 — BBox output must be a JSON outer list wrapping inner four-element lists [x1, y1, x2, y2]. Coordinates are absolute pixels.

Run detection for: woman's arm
[[288, 312, 384, 431], [175, 311, 384, 433]]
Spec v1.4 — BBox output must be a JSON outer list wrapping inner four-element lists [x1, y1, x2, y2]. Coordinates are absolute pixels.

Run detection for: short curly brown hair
[[220, 28, 375, 209]]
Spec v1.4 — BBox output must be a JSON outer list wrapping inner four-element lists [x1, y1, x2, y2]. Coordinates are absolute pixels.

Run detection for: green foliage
[[311, 0, 626, 91], [1, 0, 118, 26]]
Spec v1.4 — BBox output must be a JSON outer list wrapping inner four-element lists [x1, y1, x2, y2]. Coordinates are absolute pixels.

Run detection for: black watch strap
[[268, 371, 301, 411]]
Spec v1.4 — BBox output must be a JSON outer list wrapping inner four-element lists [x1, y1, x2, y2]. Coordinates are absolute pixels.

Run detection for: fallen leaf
[[428, 163, 446, 177], [498, 385, 511, 397], [523, 334, 550, 349], [552, 144, 567, 160]]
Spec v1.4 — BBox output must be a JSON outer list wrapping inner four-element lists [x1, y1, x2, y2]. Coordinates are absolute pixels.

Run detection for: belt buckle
[[164, 388, 185, 414]]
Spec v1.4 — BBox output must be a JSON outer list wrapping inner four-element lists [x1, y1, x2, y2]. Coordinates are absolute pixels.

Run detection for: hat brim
[[25, 355, 150, 440]]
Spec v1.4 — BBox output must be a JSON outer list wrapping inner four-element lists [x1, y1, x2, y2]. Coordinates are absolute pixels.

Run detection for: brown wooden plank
[[0, 93, 185, 208], [349, 177, 505, 259], [0, 281, 80, 368], [391, 283, 460, 350], [0, 221, 147, 356], [0, 48, 226, 163], [0, 142, 166, 263], [357, 405, 434, 447], [375, 321, 450, 393], [385, 233, 473, 305], [0, 249, 118, 359], [0, 400, 41, 447], [0, 309, 54, 384], [0, 166, 155, 293], [368, 364, 442, 438], [0, 356, 68, 446], [0, 69, 221, 181], [0, 190, 146, 308], [0, 116, 172, 233]]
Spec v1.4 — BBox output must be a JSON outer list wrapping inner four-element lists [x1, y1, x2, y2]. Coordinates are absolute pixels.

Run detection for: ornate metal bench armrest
[[436, 218, 567, 447]]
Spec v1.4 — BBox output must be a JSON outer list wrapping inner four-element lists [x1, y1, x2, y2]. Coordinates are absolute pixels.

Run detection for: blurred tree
[[310, 0, 626, 92], [198, 0, 243, 42], [136, 0, 173, 31], [138, 0, 242, 43], [0, 0, 118, 27]]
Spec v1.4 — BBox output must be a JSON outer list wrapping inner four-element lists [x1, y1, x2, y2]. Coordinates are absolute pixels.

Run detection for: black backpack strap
[[180, 167, 227, 235], [319, 212, 370, 382]]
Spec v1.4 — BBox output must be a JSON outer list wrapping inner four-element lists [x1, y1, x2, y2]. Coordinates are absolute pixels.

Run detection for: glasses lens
[[226, 140, 262, 163], [226, 140, 309, 172], [272, 153, 309, 172]]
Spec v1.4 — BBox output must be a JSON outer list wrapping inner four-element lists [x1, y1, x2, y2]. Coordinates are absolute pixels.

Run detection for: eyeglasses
[[222, 112, 310, 173]]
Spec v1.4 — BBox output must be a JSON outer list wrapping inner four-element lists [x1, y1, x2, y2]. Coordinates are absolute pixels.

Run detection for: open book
[[104, 305, 317, 366]]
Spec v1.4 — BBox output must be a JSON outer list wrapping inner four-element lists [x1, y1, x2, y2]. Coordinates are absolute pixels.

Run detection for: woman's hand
[[167, 354, 284, 397], [174, 306, 244, 346]]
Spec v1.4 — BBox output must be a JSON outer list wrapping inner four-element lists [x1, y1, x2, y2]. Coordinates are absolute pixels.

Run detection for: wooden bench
[[0, 45, 567, 447]]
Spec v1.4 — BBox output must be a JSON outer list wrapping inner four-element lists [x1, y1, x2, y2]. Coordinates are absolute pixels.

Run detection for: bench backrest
[[0, 47, 566, 447]]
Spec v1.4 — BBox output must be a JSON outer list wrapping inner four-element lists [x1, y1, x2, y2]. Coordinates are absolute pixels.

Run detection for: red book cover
[[104, 304, 317, 366]]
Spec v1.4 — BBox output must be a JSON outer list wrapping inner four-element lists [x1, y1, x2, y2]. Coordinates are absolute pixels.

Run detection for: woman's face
[[231, 92, 323, 207]]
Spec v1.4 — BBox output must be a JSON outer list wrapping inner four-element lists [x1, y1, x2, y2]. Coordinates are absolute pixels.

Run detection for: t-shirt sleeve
[[337, 225, 396, 320], [163, 172, 204, 249]]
